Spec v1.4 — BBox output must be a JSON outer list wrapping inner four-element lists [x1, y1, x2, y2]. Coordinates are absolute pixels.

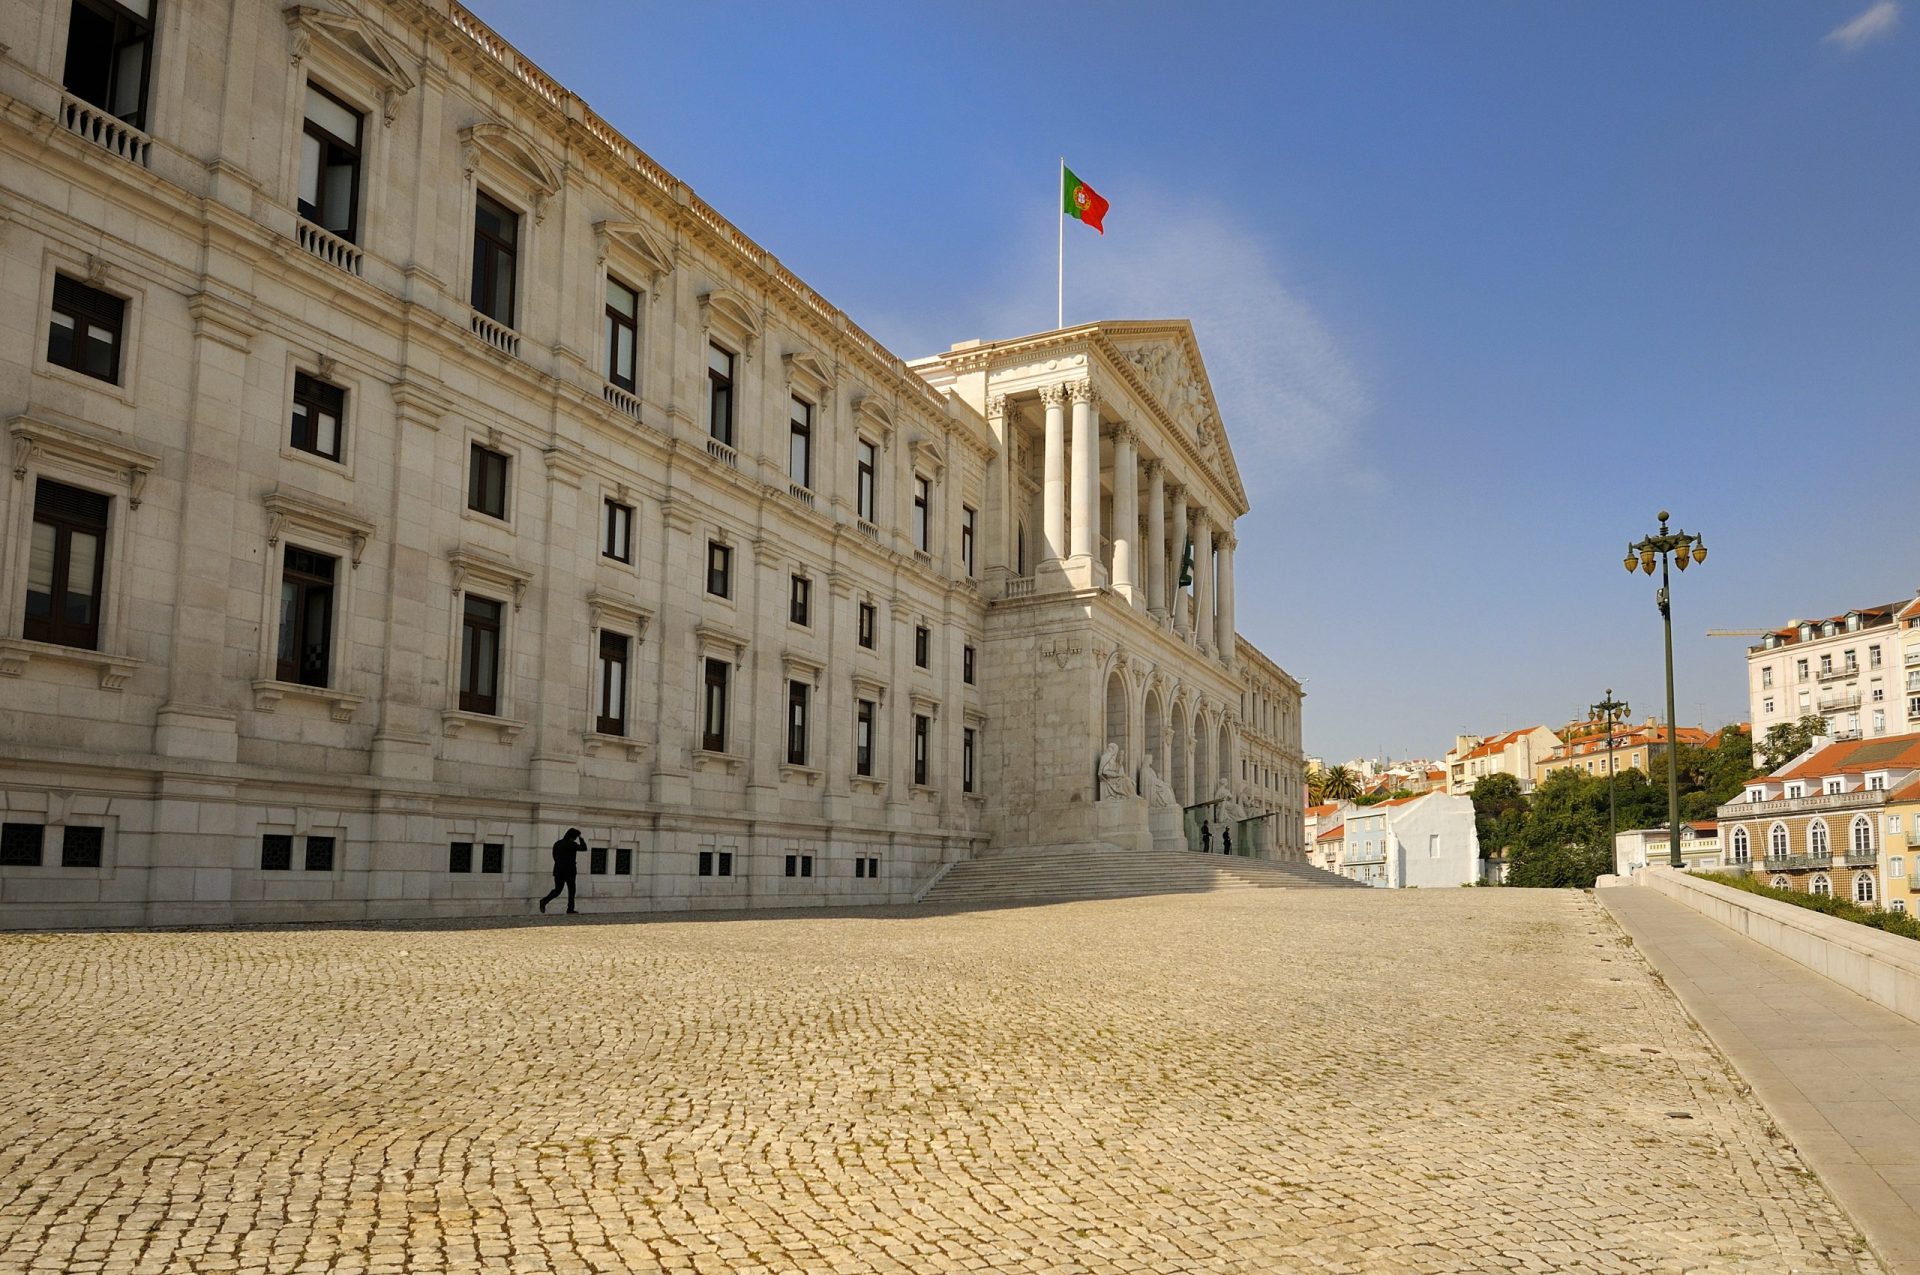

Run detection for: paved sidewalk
[[1601, 884, 1920, 1273]]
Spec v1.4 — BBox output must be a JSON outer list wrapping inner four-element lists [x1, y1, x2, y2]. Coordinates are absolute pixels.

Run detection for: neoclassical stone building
[[0, 0, 1303, 927]]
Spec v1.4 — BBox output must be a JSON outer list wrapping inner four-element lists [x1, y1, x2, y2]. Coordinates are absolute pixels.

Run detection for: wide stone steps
[[920, 848, 1369, 905]]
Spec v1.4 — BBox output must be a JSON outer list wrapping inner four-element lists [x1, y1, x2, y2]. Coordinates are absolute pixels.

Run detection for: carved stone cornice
[[8, 414, 159, 507], [263, 487, 375, 568]]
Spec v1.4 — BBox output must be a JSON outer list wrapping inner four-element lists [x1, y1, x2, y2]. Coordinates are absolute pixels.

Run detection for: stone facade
[[0, 0, 1300, 928]]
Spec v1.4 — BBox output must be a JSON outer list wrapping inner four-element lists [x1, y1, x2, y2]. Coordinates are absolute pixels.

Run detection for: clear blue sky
[[475, 0, 1920, 764]]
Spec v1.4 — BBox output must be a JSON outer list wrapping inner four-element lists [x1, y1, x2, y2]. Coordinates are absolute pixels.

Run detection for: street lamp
[[1624, 512, 1708, 869], [1589, 688, 1630, 854]]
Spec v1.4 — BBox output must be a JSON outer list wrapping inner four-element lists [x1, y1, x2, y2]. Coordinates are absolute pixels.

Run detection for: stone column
[[1145, 460, 1166, 618], [1067, 381, 1099, 579], [1218, 533, 1237, 665], [1194, 513, 1215, 653], [1110, 426, 1139, 602], [1040, 384, 1067, 567], [985, 395, 1012, 591], [1169, 484, 1189, 636]]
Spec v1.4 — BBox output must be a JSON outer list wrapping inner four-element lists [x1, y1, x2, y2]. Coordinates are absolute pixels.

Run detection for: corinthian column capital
[[1039, 383, 1070, 407], [1065, 379, 1097, 404]]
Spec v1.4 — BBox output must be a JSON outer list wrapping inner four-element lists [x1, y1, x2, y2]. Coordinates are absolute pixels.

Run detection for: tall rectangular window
[[47, 274, 124, 384], [25, 479, 109, 651], [459, 595, 503, 715], [707, 344, 735, 445], [789, 574, 811, 626], [961, 505, 976, 575], [856, 439, 876, 522], [290, 371, 345, 461], [596, 630, 629, 736], [857, 602, 876, 649], [787, 680, 809, 766], [963, 727, 976, 794], [962, 644, 975, 685], [62, 0, 156, 130], [603, 499, 633, 562], [788, 397, 812, 488], [604, 277, 639, 391], [913, 714, 930, 787], [702, 658, 729, 752], [912, 475, 931, 552], [299, 83, 362, 241], [468, 443, 510, 520], [471, 190, 518, 326], [706, 541, 732, 598], [914, 625, 929, 669], [856, 700, 875, 777], [277, 547, 336, 688]]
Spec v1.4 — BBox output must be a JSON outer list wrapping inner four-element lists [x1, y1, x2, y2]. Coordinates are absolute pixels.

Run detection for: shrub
[[1698, 872, 1920, 942]]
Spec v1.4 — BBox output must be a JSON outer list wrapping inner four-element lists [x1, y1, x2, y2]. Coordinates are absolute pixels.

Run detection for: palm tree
[[1306, 769, 1330, 804], [1321, 765, 1362, 801]]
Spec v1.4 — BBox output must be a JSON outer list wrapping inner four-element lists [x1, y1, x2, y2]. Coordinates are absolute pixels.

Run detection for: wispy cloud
[[1824, 0, 1900, 51], [983, 189, 1374, 500]]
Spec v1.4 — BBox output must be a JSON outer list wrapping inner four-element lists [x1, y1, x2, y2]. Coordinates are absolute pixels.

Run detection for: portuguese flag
[[1062, 165, 1109, 234]]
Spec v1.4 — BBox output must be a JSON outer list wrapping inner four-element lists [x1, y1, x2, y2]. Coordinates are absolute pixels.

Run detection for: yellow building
[[1534, 719, 1715, 787], [1718, 733, 1920, 911]]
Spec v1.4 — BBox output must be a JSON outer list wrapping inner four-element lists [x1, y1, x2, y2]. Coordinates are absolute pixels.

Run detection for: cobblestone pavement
[[0, 889, 1880, 1274]]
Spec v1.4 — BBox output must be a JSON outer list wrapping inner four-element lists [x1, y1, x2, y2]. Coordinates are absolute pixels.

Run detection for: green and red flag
[[1062, 165, 1109, 234]]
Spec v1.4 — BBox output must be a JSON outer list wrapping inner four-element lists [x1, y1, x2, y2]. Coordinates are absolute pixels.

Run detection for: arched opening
[[1192, 717, 1212, 808], [1217, 722, 1233, 793], [1171, 706, 1190, 805], [1855, 873, 1878, 905], [1144, 688, 1164, 785], [1104, 668, 1128, 762], [1811, 873, 1832, 897], [1730, 826, 1750, 864], [1769, 823, 1789, 858], [1853, 815, 1874, 854], [1809, 820, 1829, 857], [1771, 875, 1791, 890]]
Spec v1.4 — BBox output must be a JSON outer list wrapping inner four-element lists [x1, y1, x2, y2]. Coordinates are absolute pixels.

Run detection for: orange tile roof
[[1316, 825, 1344, 842], [1761, 604, 1902, 645], [1460, 727, 1547, 761], [1772, 732, 1920, 780], [1305, 803, 1340, 817]]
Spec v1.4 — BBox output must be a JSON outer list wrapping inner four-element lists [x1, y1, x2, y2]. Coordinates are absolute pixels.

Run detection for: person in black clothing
[[1222, 826, 1233, 856], [1199, 819, 1212, 853], [540, 828, 587, 913]]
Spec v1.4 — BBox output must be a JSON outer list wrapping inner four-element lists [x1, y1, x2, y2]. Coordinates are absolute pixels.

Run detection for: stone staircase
[[918, 847, 1370, 906]]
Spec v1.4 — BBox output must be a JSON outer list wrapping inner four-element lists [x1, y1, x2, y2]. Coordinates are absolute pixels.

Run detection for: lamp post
[[1589, 688, 1630, 854], [1624, 512, 1707, 869]]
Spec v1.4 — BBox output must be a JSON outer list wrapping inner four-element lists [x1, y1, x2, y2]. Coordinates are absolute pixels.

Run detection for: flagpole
[[1057, 155, 1064, 330]]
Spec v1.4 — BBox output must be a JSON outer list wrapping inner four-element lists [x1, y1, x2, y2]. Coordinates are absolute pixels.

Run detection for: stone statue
[[1214, 778, 1246, 824], [1141, 758, 1177, 809], [1098, 743, 1134, 799]]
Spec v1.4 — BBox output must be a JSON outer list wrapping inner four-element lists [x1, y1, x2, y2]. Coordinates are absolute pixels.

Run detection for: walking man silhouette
[[540, 827, 587, 914], [1199, 819, 1212, 854], [1222, 826, 1233, 856]]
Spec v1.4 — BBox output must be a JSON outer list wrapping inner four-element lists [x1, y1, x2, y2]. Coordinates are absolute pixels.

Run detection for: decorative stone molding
[[1038, 383, 1069, 407], [851, 674, 887, 704], [586, 589, 652, 640], [698, 289, 760, 357], [852, 395, 894, 448], [251, 678, 365, 722], [541, 445, 589, 487], [441, 707, 525, 742], [186, 291, 256, 353], [984, 394, 1008, 421], [592, 218, 674, 281], [283, 5, 416, 124], [909, 691, 940, 717], [0, 639, 141, 690], [1066, 379, 1097, 404], [447, 546, 532, 610], [783, 350, 833, 398], [8, 414, 159, 506], [781, 651, 825, 682], [263, 487, 375, 568], [692, 748, 745, 775], [459, 122, 560, 221], [910, 435, 945, 480], [581, 730, 648, 761], [693, 620, 749, 660]]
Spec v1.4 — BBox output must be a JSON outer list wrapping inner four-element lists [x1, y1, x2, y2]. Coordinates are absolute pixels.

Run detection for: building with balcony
[[0, 0, 1301, 927], [1744, 600, 1910, 761], [1444, 725, 1560, 795], [1717, 733, 1920, 909]]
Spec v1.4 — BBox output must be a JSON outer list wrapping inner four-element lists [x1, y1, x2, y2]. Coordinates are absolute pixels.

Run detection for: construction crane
[[1705, 628, 1772, 638]]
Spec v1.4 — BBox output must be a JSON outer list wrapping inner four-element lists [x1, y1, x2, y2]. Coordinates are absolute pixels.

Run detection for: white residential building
[[1745, 600, 1909, 761], [1336, 793, 1478, 888]]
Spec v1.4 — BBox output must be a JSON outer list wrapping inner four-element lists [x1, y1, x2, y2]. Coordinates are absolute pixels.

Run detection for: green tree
[[1506, 770, 1612, 888], [1759, 714, 1828, 769], [1469, 773, 1527, 857]]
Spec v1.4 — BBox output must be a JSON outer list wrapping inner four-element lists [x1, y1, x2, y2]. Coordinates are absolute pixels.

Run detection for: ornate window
[[1729, 826, 1750, 864], [1855, 873, 1877, 905], [1769, 822, 1789, 858], [1811, 873, 1832, 897], [1809, 820, 1829, 856], [1853, 815, 1875, 855]]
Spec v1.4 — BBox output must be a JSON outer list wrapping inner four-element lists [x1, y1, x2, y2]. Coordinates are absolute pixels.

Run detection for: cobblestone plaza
[[0, 890, 1877, 1273]]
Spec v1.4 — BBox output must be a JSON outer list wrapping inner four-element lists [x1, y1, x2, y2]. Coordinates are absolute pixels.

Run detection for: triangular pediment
[[284, 6, 416, 100], [1101, 323, 1246, 513], [594, 219, 675, 279]]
